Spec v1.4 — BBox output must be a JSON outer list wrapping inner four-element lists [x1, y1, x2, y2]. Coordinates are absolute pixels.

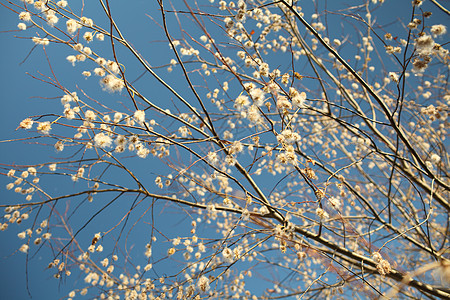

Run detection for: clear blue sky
[[1, 1, 448, 299]]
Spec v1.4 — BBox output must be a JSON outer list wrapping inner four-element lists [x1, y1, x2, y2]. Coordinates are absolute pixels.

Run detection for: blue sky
[[1, 1, 449, 299]]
